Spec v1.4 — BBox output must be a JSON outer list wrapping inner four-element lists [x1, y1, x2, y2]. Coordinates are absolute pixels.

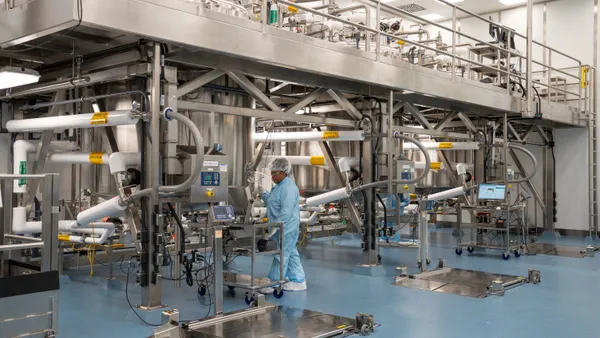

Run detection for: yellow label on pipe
[[309, 156, 325, 165], [430, 162, 442, 170], [581, 66, 589, 88], [438, 142, 453, 149], [89, 152, 105, 165], [397, 39, 405, 46], [58, 235, 70, 241], [90, 112, 109, 125], [288, 5, 298, 12], [322, 131, 339, 140]]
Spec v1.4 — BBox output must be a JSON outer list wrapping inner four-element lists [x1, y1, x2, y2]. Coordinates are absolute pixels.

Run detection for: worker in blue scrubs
[[258, 158, 307, 292]]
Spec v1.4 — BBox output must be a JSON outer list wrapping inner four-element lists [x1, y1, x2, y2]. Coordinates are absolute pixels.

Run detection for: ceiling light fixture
[[499, 0, 527, 6], [420, 13, 444, 21], [0, 66, 41, 90]]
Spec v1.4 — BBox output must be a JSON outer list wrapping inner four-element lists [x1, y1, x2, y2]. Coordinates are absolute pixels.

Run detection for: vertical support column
[[140, 42, 164, 309], [163, 66, 181, 176], [353, 113, 385, 276], [387, 90, 394, 229], [503, 114, 508, 185], [542, 147, 556, 235], [41, 174, 60, 272], [213, 226, 224, 315], [526, 0, 534, 117]]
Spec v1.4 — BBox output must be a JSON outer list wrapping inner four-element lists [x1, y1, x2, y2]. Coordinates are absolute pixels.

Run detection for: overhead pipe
[[6, 110, 140, 133], [264, 156, 359, 172], [254, 130, 364, 142], [47, 152, 109, 165], [76, 197, 128, 226], [109, 152, 141, 174], [13, 140, 77, 193], [19, 90, 150, 112], [402, 141, 480, 151], [330, 3, 371, 51]]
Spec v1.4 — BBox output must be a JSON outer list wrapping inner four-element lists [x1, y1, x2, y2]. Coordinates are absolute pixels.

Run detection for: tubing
[[425, 186, 467, 201], [353, 133, 431, 192], [6, 110, 139, 133], [109, 152, 141, 174], [76, 197, 127, 226], [264, 156, 359, 172], [489, 144, 538, 184], [253, 130, 364, 142], [47, 152, 109, 165], [305, 187, 350, 207]]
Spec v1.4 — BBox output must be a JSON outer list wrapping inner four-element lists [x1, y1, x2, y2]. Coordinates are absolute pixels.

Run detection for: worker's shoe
[[258, 287, 274, 294], [283, 281, 307, 291]]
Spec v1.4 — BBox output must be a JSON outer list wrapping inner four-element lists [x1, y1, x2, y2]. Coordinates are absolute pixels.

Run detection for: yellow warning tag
[[438, 142, 453, 149], [581, 66, 589, 88], [90, 112, 109, 125], [288, 5, 298, 13], [337, 325, 347, 329], [397, 39, 405, 46], [309, 156, 325, 165], [430, 162, 442, 170], [89, 152, 105, 165], [322, 131, 339, 140]]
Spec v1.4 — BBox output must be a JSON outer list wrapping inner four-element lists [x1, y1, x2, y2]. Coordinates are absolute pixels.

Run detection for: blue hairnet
[[269, 157, 292, 175]]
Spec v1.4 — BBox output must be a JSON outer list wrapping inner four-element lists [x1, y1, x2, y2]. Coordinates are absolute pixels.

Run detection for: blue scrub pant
[[267, 229, 305, 283]]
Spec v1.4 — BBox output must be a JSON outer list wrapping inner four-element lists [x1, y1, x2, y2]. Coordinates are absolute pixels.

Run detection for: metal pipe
[[4, 234, 42, 242], [18, 90, 150, 112], [6, 111, 140, 133], [526, 0, 534, 116], [0, 242, 44, 252], [330, 3, 371, 52]]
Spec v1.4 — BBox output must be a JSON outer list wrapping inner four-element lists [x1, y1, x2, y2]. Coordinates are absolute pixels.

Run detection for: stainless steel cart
[[221, 222, 286, 304], [456, 204, 526, 260]]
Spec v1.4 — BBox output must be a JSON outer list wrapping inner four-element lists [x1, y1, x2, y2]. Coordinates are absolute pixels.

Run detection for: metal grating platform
[[179, 306, 369, 338], [526, 243, 590, 258], [393, 268, 528, 298]]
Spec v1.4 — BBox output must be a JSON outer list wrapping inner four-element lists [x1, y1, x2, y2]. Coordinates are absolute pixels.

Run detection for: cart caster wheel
[[198, 287, 206, 296], [467, 247, 474, 253], [377, 254, 382, 264], [360, 324, 372, 336], [228, 289, 236, 297], [244, 292, 255, 305], [455, 248, 463, 255], [227, 286, 235, 291], [502, 253, 510, 260], [426, 258, 431, 265], [417, 262, 422, 269], [514, 251, 521, 258], [273, 288, 284, 299]]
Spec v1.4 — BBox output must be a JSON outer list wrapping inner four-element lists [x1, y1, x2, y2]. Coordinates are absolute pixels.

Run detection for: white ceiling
[[387, 0, 554, 21]]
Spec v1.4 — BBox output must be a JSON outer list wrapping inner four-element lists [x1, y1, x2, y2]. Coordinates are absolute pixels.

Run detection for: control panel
[[208, 205, 235, 226], [396, 159, 416, 194], [189, 154, 229, 203]]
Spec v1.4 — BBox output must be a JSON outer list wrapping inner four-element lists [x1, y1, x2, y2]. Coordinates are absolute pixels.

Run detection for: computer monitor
[[478, 184, 507, 201]]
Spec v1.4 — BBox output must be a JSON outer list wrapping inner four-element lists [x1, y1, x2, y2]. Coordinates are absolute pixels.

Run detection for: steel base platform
[[393, 268, 532, 298], [154, 305, 373, 338], [526, 243, 592, 258]]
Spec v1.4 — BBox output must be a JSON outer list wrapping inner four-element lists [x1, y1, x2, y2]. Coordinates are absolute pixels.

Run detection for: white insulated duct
[[254, 130, 364, 142], [305, 187, 350, 207], [109, 152, 141, 174], [47, 152, 109, 165], [402, 142, 479, 150], [426, 186, 467, 201], [264, 156, 359, 172], [77, 196, 127, 226], [6, 110, 139, 133], [13, 140, 77, 193]]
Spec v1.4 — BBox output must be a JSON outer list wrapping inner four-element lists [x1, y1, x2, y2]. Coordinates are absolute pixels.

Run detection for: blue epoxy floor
[[58, 232, 600, 338]]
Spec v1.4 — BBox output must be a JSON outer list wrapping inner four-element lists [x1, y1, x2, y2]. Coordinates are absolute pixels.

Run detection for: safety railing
[[254, 0, 591, 117]]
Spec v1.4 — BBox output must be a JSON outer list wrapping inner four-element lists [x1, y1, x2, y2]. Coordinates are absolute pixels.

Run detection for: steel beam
[[520, 125, 536, 143], [327, 89, 363, 120], [178, 100, 356, 127], [25, 91, 66, 217], [284, 88, 327, 115], [507, 122, 523, 143], [535, 125, 550, 145], [393, 125, 471, 140], [457, 112, 477, 133], [316, 138, 363, 232], [434, 111, 459, 130], [269, 82, 291, 93], [176, 69, 225, 98], [227, 71, 280, 112], [509, 148, 547, 214], [405, 103, 434, 130]]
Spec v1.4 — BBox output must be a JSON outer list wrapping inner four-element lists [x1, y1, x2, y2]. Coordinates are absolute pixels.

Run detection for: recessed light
[[420, 13, 444, 21], [499, 0, 527, 6]]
